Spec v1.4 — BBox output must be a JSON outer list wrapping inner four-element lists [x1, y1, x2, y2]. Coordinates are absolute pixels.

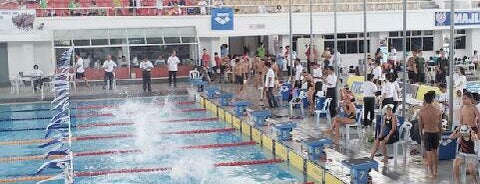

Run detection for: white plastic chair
[[344, 109, 363, 142], [189, 69, 201, 80], [9, 75, 25, 94], [314, 98, 332, 124], [67, 73, 76, 91], [393, 120, 412, 167]]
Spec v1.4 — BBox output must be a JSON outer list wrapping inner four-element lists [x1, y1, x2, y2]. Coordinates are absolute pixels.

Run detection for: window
[[323, 33, 370, 54], [455, 29, 466, 49], [387, 30, 434, 51]]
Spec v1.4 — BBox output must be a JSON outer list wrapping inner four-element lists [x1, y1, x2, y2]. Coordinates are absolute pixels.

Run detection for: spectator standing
[[436, 49, 449, 84], [256, 43, 266, 59], [102, 55, 117, 90], [321, 47, 332, 67], [265, 61, 279, 108], [472, 50, 479, 69], [407, 50, 418, 83], [140, 57, 153, 92], [454, 67, 467, 93], [381, 73, 395, 107], [198, 0, 208, 15], [293, 59, 303, 88], [371, 61, 382, 81], [167, 50, 180, 87], [214, 52, 222, 82], [285, 46, 293, 76], [31, 65, 44, 93], [362, 74, 377, 126], [322, 66, 337, 117], [201, 48, 211, 67], [221, 44, 229, 58], [414, 49, 426, 84], [75, 54, 90, 87]]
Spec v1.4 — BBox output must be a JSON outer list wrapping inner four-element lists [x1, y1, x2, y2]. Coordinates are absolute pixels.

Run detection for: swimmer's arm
[[418, 114, 424, 137], [449, 128, 459, 139]]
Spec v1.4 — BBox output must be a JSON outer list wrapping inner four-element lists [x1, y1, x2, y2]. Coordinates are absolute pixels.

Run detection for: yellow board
[[205, 100, 211, 112], [232, 117, 241, 129], [306, 161, 324, 183], [325, 172, 343, 184], [275, 143, 288, 160], [288, 151, 304, 171], [241, 123, 251, 136], [218, 108, 225, 121], [225, 112, 233, 125], [346, 75, 364, 88], [199, 97, 205, 108], [251, 128, 262, 143], [262, 135, 274, 151], [416, 85, 441, 101], [211, 103, 218, 116]]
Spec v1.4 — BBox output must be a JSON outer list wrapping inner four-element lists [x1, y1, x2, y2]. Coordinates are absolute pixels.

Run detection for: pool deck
[[0, 80, 474, 184], [196, 81, 469, 184]]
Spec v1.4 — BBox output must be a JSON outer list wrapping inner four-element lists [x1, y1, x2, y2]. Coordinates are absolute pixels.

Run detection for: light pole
[[448, 1, 455, 126], [401, 0, 407, 118]]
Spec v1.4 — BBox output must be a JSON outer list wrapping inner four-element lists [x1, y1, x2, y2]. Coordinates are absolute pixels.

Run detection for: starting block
[[191, 79, 207, 92], [306, 138, 333, 161], [251, 110, 272, 126], [205, 87, 219, 99], [219, 93, 234, 106], [341, 157, 378, 184], [274, 122, 296, 141], [233, 101, 252, 116]]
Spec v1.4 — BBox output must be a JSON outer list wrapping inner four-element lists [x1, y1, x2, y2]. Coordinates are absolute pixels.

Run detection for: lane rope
[[0, 127, 236, 146], [0, 117, 217, 132], [0, 141, 256, 162], [0, 159, 284, 183]]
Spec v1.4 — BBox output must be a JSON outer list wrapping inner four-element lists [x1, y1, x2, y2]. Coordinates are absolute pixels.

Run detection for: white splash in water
[[169, 150, 215, 183]]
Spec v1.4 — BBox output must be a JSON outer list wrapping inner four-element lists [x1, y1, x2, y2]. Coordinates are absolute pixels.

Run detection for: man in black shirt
[[436, 49, 449, 85]]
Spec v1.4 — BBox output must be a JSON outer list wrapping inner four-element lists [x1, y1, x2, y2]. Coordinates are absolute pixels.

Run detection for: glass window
[[109, 29, 127, 39], [346, 40, 358, 54], [73, 40, 90, 46], [412, 30, 422, 36], [455, 36, 466, 49], [128, 38, 145, 44], [110, 38, 127, 45], [389, 32, 399, 37], [348, 34, 358, 38], [422, 37, 434, 51], [406, 38, 411, 52], [181, 37, 196, 43], [423, 30, 433, 35], [324, 41, 334, 50], [54, 40, 71, 47], [410, 37, 422, 51], [337, 41, 346, 54], [146, 38, 164, 44], [89, 29, 109, 40], [91, 39, 109, 45], [406, 31, 411, 36], [164, 37, 181, 44], [389, 38, 403, 52], [324, 35, 334, 39], [456, 29, 466, 34], [127, 28, 145, 44], [337, 34, 347, 39]]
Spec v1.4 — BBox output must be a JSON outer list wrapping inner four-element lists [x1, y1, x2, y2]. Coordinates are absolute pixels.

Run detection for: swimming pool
[[0, 96, 312, 184]]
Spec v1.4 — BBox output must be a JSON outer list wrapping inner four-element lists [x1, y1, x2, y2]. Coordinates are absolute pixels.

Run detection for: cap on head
[[383, 104, 394, 112], [460, 125, 470, 134]]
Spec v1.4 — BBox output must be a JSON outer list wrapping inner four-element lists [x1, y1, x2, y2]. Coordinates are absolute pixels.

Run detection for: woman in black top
[[450, 125, 478, 183], [369, 104, 397, 162], [327, 94, 356, 143]]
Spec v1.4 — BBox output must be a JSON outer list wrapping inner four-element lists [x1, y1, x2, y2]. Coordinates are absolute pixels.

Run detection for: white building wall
[[7, 41, 53, 77]]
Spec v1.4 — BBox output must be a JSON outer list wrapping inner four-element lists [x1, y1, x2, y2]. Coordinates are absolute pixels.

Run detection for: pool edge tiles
[[199, 96, 330, 184]]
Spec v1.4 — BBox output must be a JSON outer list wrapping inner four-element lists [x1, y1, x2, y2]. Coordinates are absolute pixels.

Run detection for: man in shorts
[[418, 92, 443, 178], [450, 125, 478, 184], [461, 92, 480, 136], [75, 54, 89, 87]]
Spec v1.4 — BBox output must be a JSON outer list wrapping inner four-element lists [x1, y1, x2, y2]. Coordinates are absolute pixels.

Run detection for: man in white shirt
[[322, 66, 338, 117], [167, 50, 180, 87], [31, 65, 44, 92], [102, 55, 117, 90], [265, 62, 278, 108], [293, 59, 303, 88], [381, 73, 395, 107], [454, 67, 467, 93], [140, 57, 154, 92], [75, 54, 89, 87], [372, 61, 382, 81], [362, 74, 377, 126], [312, 63, 323, 102]]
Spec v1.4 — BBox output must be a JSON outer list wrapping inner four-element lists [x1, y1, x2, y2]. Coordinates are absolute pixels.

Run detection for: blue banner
[[211, 8, 234, 30], [435, 11, 480, 26]]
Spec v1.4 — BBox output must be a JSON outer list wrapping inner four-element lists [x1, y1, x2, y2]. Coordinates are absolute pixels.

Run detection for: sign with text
[[211, 8, 234, 30], [435, 11, 480, 26]]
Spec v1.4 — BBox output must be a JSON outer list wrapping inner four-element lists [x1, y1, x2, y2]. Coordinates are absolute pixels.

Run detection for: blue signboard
[[435, 11, 480, 26], [211, 8, 234, 30]]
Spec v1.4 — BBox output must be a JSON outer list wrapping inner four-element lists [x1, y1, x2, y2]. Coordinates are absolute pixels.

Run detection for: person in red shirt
[[202, 48, 211, 67]]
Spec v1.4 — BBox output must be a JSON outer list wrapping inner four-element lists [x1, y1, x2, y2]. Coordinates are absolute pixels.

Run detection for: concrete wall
[[7, 41, 53, 78]]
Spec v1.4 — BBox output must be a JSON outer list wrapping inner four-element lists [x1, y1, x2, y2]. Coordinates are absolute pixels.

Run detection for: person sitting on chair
[[369, 104, 398, 163], [31, 65, 44, 92], [327, 94, 356, 143]]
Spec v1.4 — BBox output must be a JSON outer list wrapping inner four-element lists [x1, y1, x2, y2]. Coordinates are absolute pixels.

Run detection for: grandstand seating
[[1, 0, 438, 15]]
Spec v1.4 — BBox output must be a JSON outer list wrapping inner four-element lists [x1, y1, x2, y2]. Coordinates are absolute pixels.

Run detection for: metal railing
[[28, 2, 434, 17]]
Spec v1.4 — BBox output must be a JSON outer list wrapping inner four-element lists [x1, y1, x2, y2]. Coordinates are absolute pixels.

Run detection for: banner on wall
[[0, 9, 36, 31], [435, 11, 480, 26], [211, 8, 234, 30]]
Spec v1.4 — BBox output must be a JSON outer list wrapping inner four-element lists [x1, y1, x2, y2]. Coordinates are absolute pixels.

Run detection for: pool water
[[0, 96, 310, 184]]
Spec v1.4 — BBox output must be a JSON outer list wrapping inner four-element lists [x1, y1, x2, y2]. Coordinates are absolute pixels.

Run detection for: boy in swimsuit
[[418, 92, 443, 178], [460, 92, 480, 136]]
